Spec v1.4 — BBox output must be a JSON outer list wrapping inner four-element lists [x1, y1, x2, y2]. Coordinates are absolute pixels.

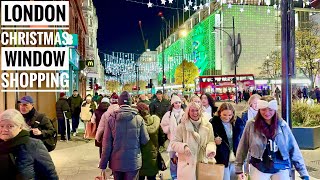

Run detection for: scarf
[[190, 118, 201, 133], [0, 130, 30, 154], [172, 108, 182, 124]]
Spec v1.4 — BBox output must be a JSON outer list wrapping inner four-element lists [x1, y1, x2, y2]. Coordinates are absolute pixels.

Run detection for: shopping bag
[[84, 122, 96, 139], [197, 162, 224, 180]]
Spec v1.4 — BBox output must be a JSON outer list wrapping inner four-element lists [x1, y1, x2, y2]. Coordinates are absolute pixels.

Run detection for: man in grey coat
[[99, 91, 150, 180]]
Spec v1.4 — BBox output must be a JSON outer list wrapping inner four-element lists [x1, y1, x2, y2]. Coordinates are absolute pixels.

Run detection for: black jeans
[[58, 118, 70, 140], [71, 114, 79, 132], [113, 170, 139, 180]]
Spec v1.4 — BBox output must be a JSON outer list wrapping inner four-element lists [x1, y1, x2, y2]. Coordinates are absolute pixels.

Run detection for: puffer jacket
[[99, 105, 150, 171], [68, 94, 82, 115], [0, 130, 58, 180], [56, 97, 70, 119], [140, 114, 161, 176], [235, 119, 309, 177]]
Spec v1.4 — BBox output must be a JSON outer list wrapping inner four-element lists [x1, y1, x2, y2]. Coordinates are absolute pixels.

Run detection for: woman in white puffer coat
[[160, 95, 184, 180]]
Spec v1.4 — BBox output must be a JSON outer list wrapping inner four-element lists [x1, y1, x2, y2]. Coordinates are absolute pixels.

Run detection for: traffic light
[[162, 76, 167, 84], [89, 78, 93, 89]]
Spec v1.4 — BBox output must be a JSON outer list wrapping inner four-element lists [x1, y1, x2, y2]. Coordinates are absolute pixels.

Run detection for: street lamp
[[213, 16, 241, 104], [180, 29, 188, 90]]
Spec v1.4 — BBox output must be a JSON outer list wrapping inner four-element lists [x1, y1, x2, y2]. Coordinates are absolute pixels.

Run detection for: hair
[[0, 109, 30, 131], [248, 94, 262, 107], [136, 102, 150, 118], [181, 101, 203, 122], [217, 102, 236, 124], [189, 95, 200, 103], [200, 93, 216, 116], [254, 95, 279, 139]]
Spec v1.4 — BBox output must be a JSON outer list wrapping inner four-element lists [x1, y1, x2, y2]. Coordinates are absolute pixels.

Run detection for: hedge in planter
[[291, 102, 320, 149]]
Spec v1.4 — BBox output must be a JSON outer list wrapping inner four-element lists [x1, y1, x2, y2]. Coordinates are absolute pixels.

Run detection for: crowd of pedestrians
[[0, 89, 311, 180]]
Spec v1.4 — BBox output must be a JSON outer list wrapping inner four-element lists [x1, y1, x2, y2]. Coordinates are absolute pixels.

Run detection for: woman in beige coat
[[171, 102, 216, 180]]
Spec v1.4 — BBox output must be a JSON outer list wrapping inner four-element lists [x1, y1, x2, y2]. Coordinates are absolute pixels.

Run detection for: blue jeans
[[71, 114, 79, 132], [223, 163, 237, 180], [169, 151, 177, 180]]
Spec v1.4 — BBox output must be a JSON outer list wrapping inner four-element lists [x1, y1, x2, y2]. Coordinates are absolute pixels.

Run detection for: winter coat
[[99, 105, 150, 171], [149, 98, 170, 119], [95, 104, 120, 142], [80, 101, 97, 121], [235, 119, 309, 177], [56, 97, 71, 120], [171, 117, 216, 180], [211, 116, 242, 167], [140, 114, 161, 177], [0, 130, 58, 180], [68, 94, 82, 115], [160, 109, 184, 152], [91, 102, 109, 147]]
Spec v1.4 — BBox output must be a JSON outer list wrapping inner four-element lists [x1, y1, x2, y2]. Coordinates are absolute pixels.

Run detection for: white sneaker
[[73, 132, 77, 137]]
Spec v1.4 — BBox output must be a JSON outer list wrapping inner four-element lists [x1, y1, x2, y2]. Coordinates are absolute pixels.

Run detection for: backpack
[[36, 114, 57, 152]]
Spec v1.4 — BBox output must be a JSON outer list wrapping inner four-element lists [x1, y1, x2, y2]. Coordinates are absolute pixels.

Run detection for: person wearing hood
[[99, 91, 150, 180], [91, 97, 110, 157], [0, 109, 58, 179], [56, 92, 71, 141], [171, 102, 216, 180], [136, 102, 162, 180], [160, 95, 184, 180]]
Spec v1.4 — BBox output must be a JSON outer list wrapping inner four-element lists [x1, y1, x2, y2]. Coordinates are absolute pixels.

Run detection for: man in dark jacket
[[99, 91, 150, 180], [68, 90, 82, 136], [18, 96, 56, 152], [149, 90, 170, 119], [56, 92, 71, 141]]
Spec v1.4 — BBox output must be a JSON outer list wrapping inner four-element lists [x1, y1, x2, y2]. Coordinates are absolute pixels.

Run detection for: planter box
[[292, 126, 320, 150]]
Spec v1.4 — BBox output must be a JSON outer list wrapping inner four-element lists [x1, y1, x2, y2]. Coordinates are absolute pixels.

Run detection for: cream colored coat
[[160, 109, 184, 152], [171, 117, 216, 180]]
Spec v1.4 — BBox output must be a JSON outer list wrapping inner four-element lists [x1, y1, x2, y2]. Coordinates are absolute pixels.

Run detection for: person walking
[[235, 96, 309, 180], [80, 95, 97, 136], [91, 97, 110, 157], [99, 91, 150, 180], [149, 90, 170, 119], [171, 102, 216, 180], [0, 109, 58, 180], [18, 96, 56, 152], [200, 93, 218, 119], [275, 87, 281, 105], [68, 90, 82, 136], [136, 103, 162, 180], [160, 95, 184, 180], [211, 103, 242, 180], [56, 92, 72, 141]]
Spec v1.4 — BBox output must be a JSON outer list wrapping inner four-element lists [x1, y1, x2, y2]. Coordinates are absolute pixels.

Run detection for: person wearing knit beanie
[[118, 91, 131, 105], [171, 95, 181, 105], [110, 93, 119, 104], [60, 92, 66, 98]]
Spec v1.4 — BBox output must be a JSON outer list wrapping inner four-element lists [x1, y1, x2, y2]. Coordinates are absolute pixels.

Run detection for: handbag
[[197, 162, 224, 180], [157, 151, 167, 171], [84, 122, 97, 139]]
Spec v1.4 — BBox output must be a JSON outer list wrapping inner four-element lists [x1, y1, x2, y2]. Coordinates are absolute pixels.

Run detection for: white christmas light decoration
[[168, 0, 173, 3], [184, 5, 190, 12], [188, 0, 193, 6], [161, 0, 166, 5], [147, 1, 153, 8], [193, 5, 198, 10], [199, 3, 204, 9], [228, 3, 232, 8], [240, 7, 244, 12]]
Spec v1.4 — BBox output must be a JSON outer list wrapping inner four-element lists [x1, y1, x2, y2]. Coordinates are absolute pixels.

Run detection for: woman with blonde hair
[[235, 96, 309, 180], [211, 103, 241, 180], [0, 109, 58, 179], [171, 102, 216, 180]]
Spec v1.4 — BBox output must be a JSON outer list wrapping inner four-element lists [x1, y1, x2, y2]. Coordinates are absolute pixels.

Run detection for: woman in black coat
[[0, 109, 58, 180]]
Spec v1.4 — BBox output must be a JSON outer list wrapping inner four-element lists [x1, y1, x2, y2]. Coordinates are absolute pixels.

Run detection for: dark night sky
[[92, 0, 191, 55]]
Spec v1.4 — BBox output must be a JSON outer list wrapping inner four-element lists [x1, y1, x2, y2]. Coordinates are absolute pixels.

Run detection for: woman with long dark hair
[[235, 95, 309, 180], [200, 93, 218, 118]]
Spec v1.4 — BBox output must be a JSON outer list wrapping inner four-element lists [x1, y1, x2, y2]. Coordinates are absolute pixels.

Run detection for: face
[[140, 94, 146, 100], [173, 101, 181, 109], [250, 98, 259, 111], [201, 95, 209, 106], [192, 97, 201, 105], [147, 94, 152, 99], [73, 91, 78, 96], [156, 93, 163, 100], [19, 103, 33, 114], [189, 106, 200, 121], [86, 97, 92, 103], [0, 121, 22, 141], [260, 108, 276, 121], [220, 110, 233, 123]]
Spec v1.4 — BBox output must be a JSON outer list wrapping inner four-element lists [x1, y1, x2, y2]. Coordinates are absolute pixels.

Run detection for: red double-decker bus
[[197, 74, 255, 101]]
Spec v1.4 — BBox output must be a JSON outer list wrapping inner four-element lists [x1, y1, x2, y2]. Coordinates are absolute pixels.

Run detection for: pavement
[[50, 102, 320, 180]]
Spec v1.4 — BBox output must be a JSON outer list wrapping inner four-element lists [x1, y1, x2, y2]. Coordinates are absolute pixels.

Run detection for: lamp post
[[213, 16, 241, 104], [180, 29, 188, 91]]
